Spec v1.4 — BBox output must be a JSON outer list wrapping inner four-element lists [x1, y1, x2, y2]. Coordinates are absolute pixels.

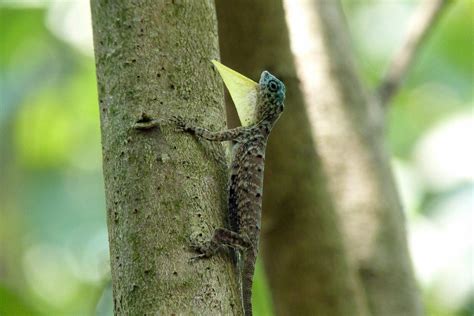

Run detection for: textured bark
[[285, 1, 422, 315], [91, 1, 242, 314], [216, 1, 368, 315]]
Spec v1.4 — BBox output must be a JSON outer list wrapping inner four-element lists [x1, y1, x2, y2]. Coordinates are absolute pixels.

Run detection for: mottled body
[[174, 71, 285, 316]]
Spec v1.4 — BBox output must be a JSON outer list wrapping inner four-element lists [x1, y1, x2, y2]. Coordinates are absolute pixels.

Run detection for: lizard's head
[[258, 71, 285, 121]]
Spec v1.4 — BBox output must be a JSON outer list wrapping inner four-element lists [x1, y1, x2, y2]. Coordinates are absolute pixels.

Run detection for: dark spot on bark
[[133, 208, 138, 214], [137, 75, 140, 79], [170, 84, 175, 90], [157, 73, 161, 77], [256, 193, 261, 198], [256, 154, 263, 159], [132, 59, 136, 63], [173, 271, 178, 276]]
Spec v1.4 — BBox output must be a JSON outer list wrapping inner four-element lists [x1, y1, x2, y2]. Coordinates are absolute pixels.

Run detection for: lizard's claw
[[188, 253, 208, 263], [188, 239, 217, 263], [170, 115, 188, 132]]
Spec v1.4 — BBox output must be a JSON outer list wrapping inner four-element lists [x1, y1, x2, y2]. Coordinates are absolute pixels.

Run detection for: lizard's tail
[[242, 248, 257, 316]]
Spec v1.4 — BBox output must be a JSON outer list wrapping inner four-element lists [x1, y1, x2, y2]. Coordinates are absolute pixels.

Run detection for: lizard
[[173, 69, 285, 316]]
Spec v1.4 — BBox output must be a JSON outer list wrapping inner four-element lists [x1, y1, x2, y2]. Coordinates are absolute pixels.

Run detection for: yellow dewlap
[[211, 60, 259, 127]]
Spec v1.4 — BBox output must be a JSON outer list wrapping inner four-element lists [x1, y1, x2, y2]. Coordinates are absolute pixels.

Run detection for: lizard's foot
[[188, 231, 219, 262], [189, 240, 221, 262], [189, 251, 211, 262], [170, 115, 189, 132], [188, 228, 250, 262]]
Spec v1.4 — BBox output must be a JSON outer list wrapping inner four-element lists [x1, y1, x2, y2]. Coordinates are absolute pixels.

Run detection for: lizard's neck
[[256, 106, 282, 136], [255, 90, 284, 136], [256, 119, 273, 137]]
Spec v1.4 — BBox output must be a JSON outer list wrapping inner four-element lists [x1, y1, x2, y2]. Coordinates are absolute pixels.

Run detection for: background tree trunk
[[285, 1, 422, 315], [91, 1, 242, 314], [216, 1, 369, 315]]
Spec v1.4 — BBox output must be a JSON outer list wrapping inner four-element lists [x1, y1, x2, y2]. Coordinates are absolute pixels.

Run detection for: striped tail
[[242, 248, 257, 316]]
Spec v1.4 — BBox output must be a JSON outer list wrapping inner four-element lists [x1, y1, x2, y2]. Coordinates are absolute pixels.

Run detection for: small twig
[[377, 0, 451, 106], [133, 120, 161, 130], [133, 112, 162, 130]]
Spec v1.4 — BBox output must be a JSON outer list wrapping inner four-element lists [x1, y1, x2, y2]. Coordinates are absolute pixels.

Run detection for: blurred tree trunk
[[217, 1, 369, 315], [91, 1, 242, 314], [286, 1, 422, 315]]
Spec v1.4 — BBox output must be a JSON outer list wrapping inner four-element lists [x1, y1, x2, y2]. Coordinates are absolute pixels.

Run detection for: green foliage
[[0, 1, 471, 315], [0, 285, 39, 316]]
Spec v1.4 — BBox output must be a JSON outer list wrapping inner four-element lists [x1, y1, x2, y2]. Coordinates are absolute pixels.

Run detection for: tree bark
[[216, 1, 369, 315], [285, 1, 422, 315], [91, 1, 242, 314]]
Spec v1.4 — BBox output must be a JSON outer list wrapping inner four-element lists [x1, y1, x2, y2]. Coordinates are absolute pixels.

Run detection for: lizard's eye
[[268, 80, 279, 92]]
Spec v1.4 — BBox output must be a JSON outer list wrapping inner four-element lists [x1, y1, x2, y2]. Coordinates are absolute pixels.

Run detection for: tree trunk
[[285, 1, 422, 315], [91, 1, 242, 314], [216, 1, 369, 315]]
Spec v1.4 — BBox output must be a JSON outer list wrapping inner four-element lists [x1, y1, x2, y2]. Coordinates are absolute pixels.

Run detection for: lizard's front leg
[[172, 116, 246, 142], [191, 228, 251, 260]]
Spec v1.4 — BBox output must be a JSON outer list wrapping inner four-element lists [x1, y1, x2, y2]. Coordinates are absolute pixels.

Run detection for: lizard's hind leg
[[191, 228, 251, 260]]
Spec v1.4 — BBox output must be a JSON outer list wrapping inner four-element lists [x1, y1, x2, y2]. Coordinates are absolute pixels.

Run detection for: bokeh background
[[0, 0, 472, 315]]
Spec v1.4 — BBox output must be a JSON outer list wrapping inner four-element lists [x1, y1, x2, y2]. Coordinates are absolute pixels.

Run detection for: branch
[[377, 0, 451, 106]]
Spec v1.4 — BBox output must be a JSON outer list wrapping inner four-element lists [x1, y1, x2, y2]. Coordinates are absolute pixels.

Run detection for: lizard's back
[[228, 131, 267, 242]]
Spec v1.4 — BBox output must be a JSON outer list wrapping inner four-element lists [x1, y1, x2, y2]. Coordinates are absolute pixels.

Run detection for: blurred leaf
[[13, 59, 99, 169], [0, 284, 39, 316], [388, 83, 465, 158], [0, 8, 48, 68], [253, 260, 274, 316], [410, 0, 474, 100]]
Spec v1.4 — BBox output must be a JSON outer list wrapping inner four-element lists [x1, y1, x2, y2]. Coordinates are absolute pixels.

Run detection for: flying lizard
[[173, 60, 285, 316]]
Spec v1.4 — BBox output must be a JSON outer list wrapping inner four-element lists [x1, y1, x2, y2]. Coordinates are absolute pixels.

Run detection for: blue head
[[257, 71, 286, 122]]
